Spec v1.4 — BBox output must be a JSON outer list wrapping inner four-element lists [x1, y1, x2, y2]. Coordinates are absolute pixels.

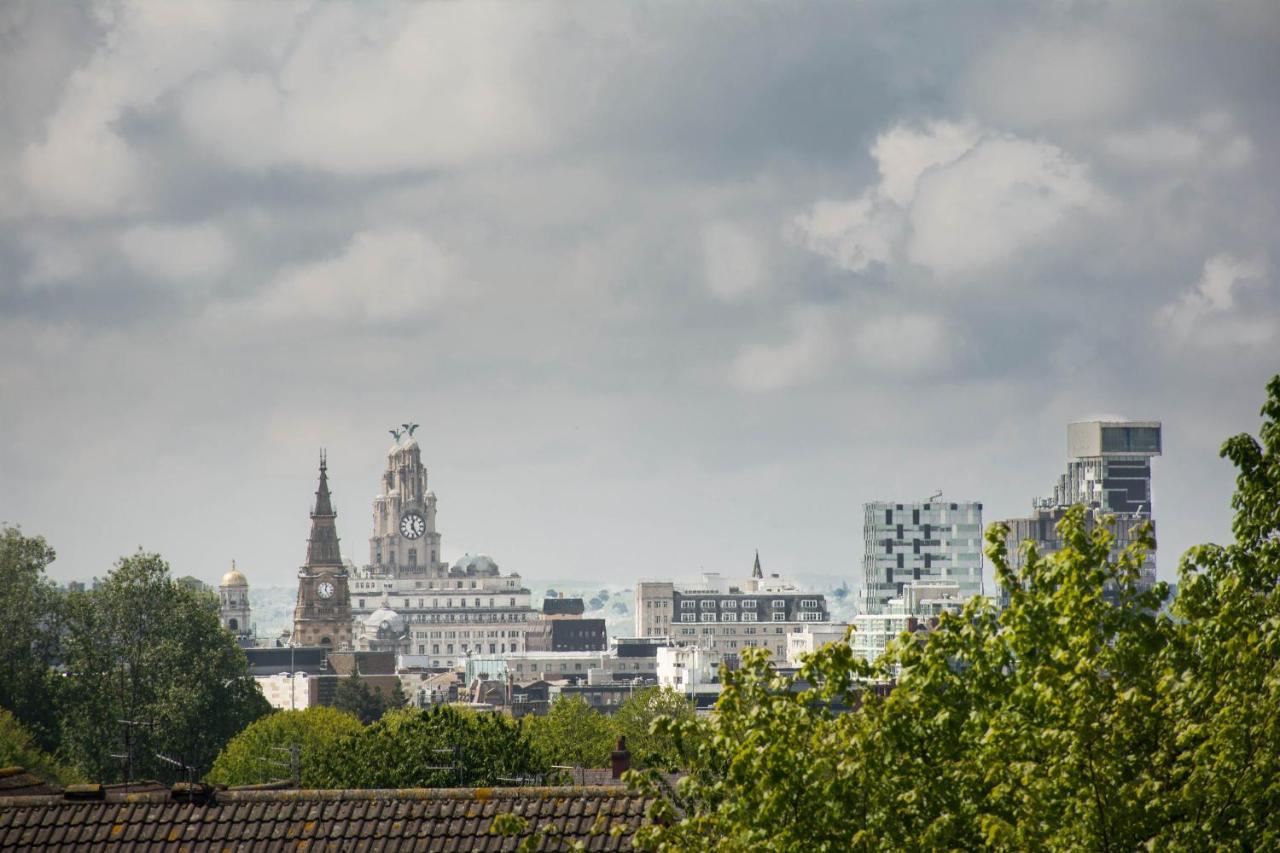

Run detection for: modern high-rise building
[[998, 420, 1162, 604], [860, 500, 983, 614]]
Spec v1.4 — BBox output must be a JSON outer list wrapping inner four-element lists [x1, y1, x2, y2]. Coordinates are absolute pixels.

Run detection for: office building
[[999, 420, 1162, 604], [860, 499, 983, 614]]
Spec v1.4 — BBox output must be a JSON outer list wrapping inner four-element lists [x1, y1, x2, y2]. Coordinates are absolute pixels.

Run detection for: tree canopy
[[523, 689, 695, 774], [311, 705, 547, 788], [332, 672, 404, 725], [0, 708, 81, 786], [635, 376, 1280, 851], [0, 527, 64, 752], [57, 553, 271, 783], [206, 706, 363, 788]]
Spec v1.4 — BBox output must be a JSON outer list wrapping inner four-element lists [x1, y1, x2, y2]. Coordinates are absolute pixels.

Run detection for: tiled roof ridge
[[0, 784, 649, 809]]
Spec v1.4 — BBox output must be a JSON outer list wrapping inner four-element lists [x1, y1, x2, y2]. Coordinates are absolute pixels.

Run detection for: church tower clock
[[292, 451, 353, 648]]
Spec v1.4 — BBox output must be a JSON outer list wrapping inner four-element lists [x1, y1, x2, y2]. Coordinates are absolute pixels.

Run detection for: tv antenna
[[110, 719, 155, 789]]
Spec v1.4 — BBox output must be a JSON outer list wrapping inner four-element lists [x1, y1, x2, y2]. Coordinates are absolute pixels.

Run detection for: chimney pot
[[610, 736, 631, 780]]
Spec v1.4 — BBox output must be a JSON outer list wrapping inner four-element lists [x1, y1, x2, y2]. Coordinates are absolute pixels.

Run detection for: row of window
[[411, 629, 523, 639], [680, 611, 822, 623], [678, 598, 804, 610], [679, 626, 792, 636]]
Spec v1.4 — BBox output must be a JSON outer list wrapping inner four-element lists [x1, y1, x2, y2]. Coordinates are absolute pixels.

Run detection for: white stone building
[[636, 554, 834, 664], [218, 562, 252, 642], [786, 623, 851, 665], [349, 428, 539, 668], [851, 581, 969, 665], [656, 645, 721, 695]]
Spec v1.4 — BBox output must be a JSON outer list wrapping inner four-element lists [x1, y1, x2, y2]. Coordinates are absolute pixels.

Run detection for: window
[[700, 600, 716, 610], [721, 613, 737, 622], [680, 600, 696, 610], [510, 598, 516, 607], [722, 600, 737, 609], [800, 599, 818, 607], [800, 612, 822, 621], [432, 644, 439, 654], [772, 612, 786, 622], [358, 599, 365, 609], [741, 599, 757, 608], [772, 600, 785, 608], [681, 614, 696, 623], [740, 612, 757, 622], [701, 613, 716, 622]]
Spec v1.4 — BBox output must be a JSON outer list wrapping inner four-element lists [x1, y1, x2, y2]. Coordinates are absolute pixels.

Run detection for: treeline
[[206, 688, 694, 789], [0, 541, 270, 784], [631, 376, 1280, 851]]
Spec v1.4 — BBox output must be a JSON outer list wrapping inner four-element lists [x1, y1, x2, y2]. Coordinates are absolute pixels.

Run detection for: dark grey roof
[[243, 646, 331, 677], [542, 598, 585, 616], [0, 785, 655, 851]]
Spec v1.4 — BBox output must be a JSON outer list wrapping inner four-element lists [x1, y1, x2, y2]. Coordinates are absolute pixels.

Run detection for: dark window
[[885, 509, 892, 525], [897, 524, 904, 539], [896, 554, 904, 569], [950, 503, 957, 510], [884, 539, 893, 554], [1101, 426, 1161, 453], [912, 509, 920, 525], [913, 539, 921, 554], [923, 524, 931, 539]]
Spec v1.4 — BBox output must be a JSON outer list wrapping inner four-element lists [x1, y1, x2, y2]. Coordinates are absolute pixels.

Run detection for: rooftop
[[0, 782, 656, 851]]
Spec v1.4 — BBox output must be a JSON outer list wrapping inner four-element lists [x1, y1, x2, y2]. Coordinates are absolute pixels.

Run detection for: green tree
[[333, 672, 387, 724], [387, 679, 409, 711], [58, 552, 271, 783], [613, 687, 695, 770], [635, 378, 1280, 852], [313, 705, 546, 788], [0, 708, 81, 785], [206, 707, 363, 787], [0, 526, 64, 752], [524, 695, 617, 769]]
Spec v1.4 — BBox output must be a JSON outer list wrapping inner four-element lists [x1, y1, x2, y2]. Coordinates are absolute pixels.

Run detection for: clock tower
[[292, 451, 353, 648], [370, 424, 442, 577]]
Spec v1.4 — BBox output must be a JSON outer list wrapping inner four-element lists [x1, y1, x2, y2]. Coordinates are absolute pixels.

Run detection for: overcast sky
[[2, 1, 1278, 592]]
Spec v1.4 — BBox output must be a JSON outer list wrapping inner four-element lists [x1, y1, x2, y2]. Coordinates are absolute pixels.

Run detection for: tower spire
[[752, 550, 762, 579], [304, 450, 343, 567]]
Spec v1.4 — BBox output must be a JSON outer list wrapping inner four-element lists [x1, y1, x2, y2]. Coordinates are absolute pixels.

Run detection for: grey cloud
[[1, 0, 1277, 592]]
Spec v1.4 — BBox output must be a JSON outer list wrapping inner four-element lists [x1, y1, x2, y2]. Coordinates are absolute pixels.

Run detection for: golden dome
[[220, 561, 249, 588]]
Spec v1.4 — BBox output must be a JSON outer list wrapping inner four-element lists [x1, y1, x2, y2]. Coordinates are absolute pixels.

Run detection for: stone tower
[[219, 560, 252, 641], [369, 428, 441, 577], [292, 451, 353, 648]]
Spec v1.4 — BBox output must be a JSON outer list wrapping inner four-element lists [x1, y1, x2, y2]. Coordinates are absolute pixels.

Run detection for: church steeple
[[304, 450, 343, 568], [752, 550, 763, 579]]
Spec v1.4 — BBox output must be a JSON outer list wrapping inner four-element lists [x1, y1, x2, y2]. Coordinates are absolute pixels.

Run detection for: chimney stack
[[610, 736, 631, 780]]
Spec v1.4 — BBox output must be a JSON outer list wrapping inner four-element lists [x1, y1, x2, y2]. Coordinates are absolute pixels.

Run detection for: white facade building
[[218, 562, 252, 641], [656, 645, 721, 695], [861, 500, 983, 614], [851, 581, 969, 665], [786, 624, 851, 665], [350, 429, 539, 668], [254, 673, 316, 711], [636, 554, 835, 665]]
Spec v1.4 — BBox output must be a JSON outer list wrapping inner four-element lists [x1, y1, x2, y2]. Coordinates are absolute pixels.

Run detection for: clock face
[[317, 581, 335, 599], [400, 511, 426, 540]]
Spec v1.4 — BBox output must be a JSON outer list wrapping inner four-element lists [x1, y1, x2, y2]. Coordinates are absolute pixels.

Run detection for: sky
[[1, 1, 1278, 592]]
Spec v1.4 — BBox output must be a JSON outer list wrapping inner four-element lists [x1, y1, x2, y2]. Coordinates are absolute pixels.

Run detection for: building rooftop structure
[[0, 783, 656, 851]]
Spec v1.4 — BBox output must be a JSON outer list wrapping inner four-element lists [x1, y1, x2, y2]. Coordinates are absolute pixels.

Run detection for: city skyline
[[2, 2, 1278, 588]]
